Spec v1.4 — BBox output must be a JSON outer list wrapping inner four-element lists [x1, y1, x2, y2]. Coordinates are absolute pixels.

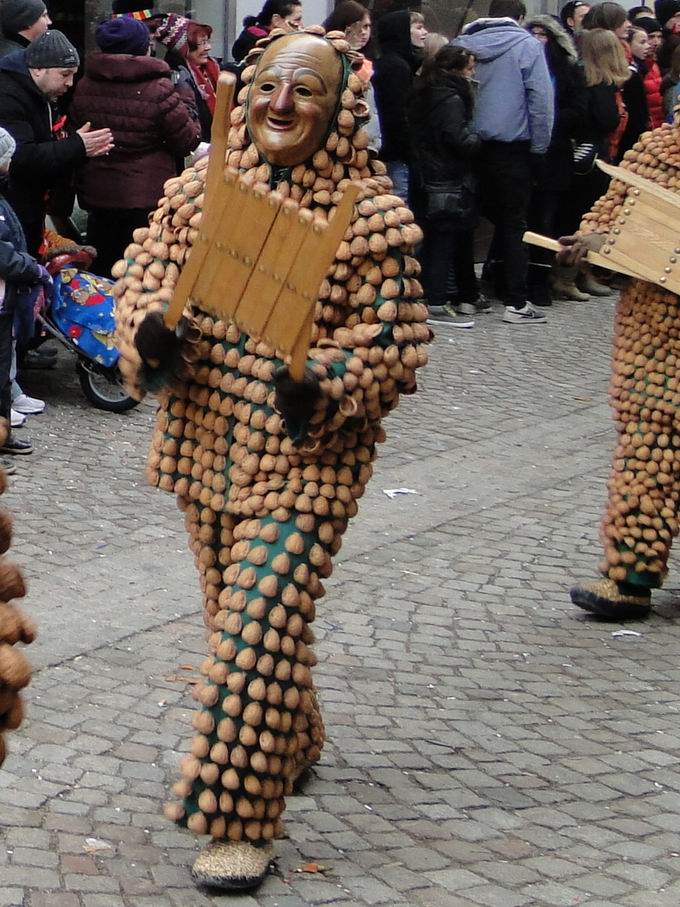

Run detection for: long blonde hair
[[580, 28, 630, 86]]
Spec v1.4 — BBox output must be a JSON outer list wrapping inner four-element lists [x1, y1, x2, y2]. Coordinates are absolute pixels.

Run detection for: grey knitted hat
[[26, 30, 79, 69], [0, 128, 16, 170], [0, 0, 46, 33]]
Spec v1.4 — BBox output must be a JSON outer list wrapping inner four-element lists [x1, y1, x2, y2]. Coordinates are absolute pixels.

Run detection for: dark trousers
[[87, 208, 151, 278], [0, 313, 14, 435], [478, 140, 532, 308], [421, 222, 478, 307], [527, 186, 561, 296]]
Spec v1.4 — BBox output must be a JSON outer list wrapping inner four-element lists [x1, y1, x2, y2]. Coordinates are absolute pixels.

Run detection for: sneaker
[[19, 350, 56, 370], [0, 457, 16, 476], [427, 304, 474, 328], [459, 295, 493, 316], [0, 437, 33, 455], [10, 409, 25, 428], [13, 393, 45, 415], [502, 302, 547, 325]]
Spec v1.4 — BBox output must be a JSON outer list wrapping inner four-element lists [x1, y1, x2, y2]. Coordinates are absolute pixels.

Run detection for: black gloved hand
[[135, 311, 187, 367], [273, 366, 323, 445]]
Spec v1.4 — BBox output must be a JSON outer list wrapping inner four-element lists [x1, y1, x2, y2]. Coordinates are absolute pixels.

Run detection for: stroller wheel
[[76, 361, 139, 413]]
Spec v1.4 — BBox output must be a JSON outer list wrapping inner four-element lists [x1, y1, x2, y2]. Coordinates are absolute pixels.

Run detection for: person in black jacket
[[0, 127, 53, 464], [558, 28, 629, 296], [373, 9, 427, 204], [619, 28, 651, 157], [0, 0, 50, 61], [410, 45, 482, 327], [0, 30, 113, 256], [232, 0, 303, 63], [524, 15, 587, 306]]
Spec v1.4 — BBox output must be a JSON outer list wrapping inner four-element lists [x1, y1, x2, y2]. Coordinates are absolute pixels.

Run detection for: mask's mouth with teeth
[[266, 114, 295, 131]]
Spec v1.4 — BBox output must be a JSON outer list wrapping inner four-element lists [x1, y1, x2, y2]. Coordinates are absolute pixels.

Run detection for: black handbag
[[425, 180, 476, 229]]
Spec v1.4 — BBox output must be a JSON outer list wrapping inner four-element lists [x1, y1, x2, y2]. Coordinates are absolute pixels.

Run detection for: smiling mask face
[[247, 33, 343, 167]]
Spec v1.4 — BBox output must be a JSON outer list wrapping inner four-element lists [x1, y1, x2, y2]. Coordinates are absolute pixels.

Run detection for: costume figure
[[0, 448, 34, 765], [114, 27, 429, 891], [569, 118, 680, 619]]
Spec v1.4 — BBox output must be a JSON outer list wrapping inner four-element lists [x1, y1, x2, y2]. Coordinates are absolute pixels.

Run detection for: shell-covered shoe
[[570, 578, 651, 620], [191, 840, 273, 890]]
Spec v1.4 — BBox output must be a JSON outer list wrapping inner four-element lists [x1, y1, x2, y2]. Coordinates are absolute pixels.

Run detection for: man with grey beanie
[[0, 29, 113, 255], [0, 0, 51, 60]]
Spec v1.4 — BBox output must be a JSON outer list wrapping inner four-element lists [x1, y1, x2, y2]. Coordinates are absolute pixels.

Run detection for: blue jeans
[[386, 161, 410, 206]]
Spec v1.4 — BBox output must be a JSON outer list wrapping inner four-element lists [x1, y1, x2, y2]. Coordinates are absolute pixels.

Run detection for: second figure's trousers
[[599, 282, 680, 590]]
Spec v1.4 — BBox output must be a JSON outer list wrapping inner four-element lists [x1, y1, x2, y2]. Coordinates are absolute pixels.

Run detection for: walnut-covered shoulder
[[581, 124, 680, 235]]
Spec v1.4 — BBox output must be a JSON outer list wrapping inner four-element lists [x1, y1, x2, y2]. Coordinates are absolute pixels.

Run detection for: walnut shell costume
[[114, 27, 429, 844], [580, 122, 680, 590], [0, 446, 34, 766]]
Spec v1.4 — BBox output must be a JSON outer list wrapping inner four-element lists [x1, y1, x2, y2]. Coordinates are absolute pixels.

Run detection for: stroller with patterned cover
[[41, 246, 138, 413]]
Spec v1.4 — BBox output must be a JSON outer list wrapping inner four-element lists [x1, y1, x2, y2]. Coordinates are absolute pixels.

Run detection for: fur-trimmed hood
[[524, 14, 577, 62]]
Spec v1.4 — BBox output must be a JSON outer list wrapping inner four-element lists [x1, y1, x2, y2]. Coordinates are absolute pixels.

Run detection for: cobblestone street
[[3, 290, 680, 907]]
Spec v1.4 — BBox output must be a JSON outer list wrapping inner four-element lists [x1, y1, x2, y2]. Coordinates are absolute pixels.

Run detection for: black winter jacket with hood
[[0, 51, 86, 255], [410, 73, 481, 188], [373, 10, 420, 162], [524, 15, 586, 190]]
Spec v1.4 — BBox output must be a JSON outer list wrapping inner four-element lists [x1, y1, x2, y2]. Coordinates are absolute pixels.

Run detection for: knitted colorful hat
[[112, 0, 158, 20], [154, 13, 190, 52]]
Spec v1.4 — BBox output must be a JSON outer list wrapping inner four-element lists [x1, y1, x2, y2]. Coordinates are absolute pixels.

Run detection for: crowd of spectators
[[0, 0, 675, 466]]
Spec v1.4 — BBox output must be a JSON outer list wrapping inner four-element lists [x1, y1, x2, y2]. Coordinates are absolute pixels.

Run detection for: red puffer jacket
[[643, 59, 663, 129], [69, 53, 201, 211]]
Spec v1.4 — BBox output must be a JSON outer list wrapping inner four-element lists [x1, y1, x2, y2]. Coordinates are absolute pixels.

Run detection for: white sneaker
[[10, 409, 26, 428], [502, 302, 547, 325], [13, 393, 45, 414]]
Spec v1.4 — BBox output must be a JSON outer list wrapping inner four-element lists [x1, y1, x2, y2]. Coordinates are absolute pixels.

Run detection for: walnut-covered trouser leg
[[599, 283, 680, 590], [165, 512, 328, 843]]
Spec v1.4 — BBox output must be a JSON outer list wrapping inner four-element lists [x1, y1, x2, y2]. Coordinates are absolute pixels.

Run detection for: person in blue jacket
[[456, 0, 554, 325], [0, 127, 52, 467]]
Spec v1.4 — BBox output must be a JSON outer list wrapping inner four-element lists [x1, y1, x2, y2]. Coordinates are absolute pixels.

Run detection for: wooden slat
[[164, 78, 235, 329], [205, 73, 235, 200], [236, 202, 313, 339], [522, 231, 640, 279], [598, 161, 680, 210], [189, 174, 250, 312], [265, 183, 361, 357], [605, 230, 680, 294]]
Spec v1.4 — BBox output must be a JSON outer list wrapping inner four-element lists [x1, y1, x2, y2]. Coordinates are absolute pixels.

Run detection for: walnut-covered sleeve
[[293, 194, 430, 454], [114, 159, 208, 399]]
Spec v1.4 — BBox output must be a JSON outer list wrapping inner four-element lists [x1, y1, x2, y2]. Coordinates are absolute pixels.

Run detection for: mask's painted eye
[[259, 81, 276, 93], [295, 86, 313, 98]]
